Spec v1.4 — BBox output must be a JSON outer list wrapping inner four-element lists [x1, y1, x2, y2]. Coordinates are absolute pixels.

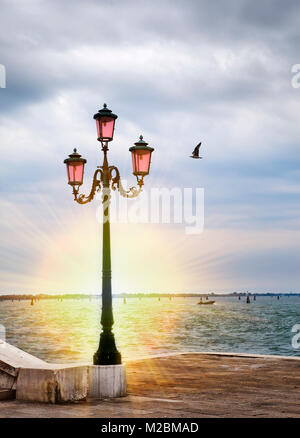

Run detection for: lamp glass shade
[[131, 149, 152, 176], [96, 117, 115, 142], [66, 161, 85, 186], [129, 136, 154, 176], [64, 148, 86, 186], [93, 104, 118, 142]]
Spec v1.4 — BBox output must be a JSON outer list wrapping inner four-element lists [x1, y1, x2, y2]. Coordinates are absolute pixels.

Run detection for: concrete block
[[55, 367, 88, 403], [16, 368, 56, 403], [0, 340, 47, 369], [1, 342, 127, 403], [88, 364, 127, 399], [0, 340, 48, 392], [16, 366, 88, 403]]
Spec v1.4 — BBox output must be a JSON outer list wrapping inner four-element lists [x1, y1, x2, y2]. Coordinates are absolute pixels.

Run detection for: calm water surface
[[0, 296, 299, 363]]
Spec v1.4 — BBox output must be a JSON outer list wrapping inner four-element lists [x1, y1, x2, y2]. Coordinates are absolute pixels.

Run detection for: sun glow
[[32, 210, 190, 294], [3, 192, 298, 296]]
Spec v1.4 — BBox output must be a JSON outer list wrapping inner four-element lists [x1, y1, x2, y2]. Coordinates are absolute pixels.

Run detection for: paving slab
[[0, 352, 299, 417]]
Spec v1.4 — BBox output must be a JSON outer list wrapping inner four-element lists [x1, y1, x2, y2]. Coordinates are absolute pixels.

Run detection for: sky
[[0, 0, 300, 294]]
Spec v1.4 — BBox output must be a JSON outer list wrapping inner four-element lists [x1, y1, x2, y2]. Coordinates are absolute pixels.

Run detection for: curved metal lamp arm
[[109, 166, 143, 199], [73, 169, 103, 204]]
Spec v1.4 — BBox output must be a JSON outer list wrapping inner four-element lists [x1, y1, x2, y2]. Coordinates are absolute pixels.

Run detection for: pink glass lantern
[[93, 104, 118, 142], [64, 148, 87, 186], [129, 136, 154, 176]]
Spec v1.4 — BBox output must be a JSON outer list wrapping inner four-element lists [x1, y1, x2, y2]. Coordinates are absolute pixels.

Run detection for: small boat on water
[[198, 300, 215, 305]]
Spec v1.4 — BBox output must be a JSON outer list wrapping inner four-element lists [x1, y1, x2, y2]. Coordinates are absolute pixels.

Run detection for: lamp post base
[[93, 331, 122, 365], [88, 364, 126, 399]]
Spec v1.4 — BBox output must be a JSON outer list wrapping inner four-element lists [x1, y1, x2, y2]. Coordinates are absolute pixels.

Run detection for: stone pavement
[[0, 352, 299, 418]]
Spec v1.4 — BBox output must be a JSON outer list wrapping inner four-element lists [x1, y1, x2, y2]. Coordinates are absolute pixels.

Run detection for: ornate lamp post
[[64, 104, 154, 365]]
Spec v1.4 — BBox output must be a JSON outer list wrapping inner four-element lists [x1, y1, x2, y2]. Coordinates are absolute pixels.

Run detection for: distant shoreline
[[0, 292, 299, 301]]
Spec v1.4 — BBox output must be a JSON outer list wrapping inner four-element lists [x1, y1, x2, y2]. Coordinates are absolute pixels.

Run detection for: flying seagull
[[190, 142, 203, 159]]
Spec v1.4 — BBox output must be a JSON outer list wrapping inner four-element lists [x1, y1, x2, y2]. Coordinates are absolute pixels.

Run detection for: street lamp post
[[64, 104, 154, 365]]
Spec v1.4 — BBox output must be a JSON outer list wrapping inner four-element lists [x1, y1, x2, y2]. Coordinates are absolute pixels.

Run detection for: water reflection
[[0, 296, 299, 363]]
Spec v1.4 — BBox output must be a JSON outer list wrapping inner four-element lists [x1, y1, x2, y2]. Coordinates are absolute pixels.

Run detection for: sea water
[[0, 296, 299, 363]]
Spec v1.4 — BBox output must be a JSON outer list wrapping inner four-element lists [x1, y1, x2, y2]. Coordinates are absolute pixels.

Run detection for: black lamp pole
[[94, 144, 121, 365], [64, 105, 154, 366]]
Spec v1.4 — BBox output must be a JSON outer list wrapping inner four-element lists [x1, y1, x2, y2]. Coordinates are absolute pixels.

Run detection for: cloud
[[0, 0, 300, 293]]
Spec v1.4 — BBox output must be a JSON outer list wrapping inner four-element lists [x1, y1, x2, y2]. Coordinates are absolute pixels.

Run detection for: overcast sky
[[0, 0, 300, 294]]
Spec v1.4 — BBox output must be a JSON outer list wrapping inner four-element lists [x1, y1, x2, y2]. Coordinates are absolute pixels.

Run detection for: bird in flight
[[190, 142, 203, 159]]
